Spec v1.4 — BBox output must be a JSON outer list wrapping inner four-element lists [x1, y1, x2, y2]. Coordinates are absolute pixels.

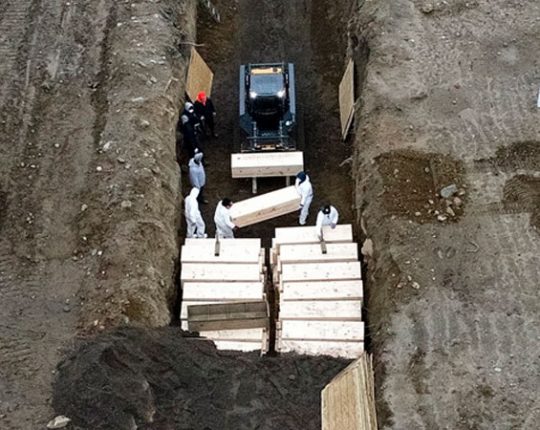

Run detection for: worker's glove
[[200, 115, 205, 120]]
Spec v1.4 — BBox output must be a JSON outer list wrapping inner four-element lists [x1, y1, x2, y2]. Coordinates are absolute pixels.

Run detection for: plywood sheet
[[280, 261, 362, 282], [339, 59, 355, 139], [230, 186, 301, 228], [181, 263, 262, 282], [274, 224, 353, 247], [181, 245, 262, 264], [187, 300, 268, 331], [278, 339, 364, 359], [182, 282, 264, 301], [231, 152, 304, 178], [321, 355, 378, 430], [280, 320, 364, 341], [185, 48, 213, 102], [280, 280, 363, 300], [278, 243, 358, 264], [279, 300, 362, 320]]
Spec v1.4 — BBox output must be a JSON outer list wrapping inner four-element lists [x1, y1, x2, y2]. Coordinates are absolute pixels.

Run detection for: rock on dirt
[[440, 184, 458, 199], [46, 415, 71, 429]]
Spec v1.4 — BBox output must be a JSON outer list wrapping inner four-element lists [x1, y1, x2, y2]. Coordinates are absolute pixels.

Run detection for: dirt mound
[[53, 327, 348, 430]]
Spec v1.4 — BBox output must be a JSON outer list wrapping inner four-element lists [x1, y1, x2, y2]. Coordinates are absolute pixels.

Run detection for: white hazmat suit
[[315, 205, 339, 238], [214, 200, 236, 238], [184, 188, 206, 238], [295, 174, 313, 225], [188, 152, 206, 189]]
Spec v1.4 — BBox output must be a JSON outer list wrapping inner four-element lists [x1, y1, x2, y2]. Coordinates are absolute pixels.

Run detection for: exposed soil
[[53, 327, 348, 430], [3, 0, 539, 429], [0, 0, 195, 427], [351, 0, 540, 428]]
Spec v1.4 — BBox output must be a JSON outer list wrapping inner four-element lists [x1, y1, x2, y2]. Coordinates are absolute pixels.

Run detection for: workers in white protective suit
[[315, 204, 339, 238], [295, 171, 313, 225], [214, 198, 237, 238], [184, 188, 207, 238], [188, 151, 207, 204]]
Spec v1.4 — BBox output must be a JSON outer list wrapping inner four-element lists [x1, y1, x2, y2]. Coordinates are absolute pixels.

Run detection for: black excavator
[[238, 62, 299, 152]]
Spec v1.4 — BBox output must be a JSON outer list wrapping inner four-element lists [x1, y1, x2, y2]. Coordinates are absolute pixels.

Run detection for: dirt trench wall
[[350, 0, 540, 429], [0, 1, 197, 427], [76, 0, 197, 329]]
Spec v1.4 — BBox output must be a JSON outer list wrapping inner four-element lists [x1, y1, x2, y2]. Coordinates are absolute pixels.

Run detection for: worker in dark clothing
[[194, 91, 217, 138], [179, 102, 202, 159]]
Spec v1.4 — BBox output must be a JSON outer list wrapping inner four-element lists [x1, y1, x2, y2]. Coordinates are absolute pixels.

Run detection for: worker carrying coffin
[[214, 198, 238, 238], [316, 204, 339, 239]]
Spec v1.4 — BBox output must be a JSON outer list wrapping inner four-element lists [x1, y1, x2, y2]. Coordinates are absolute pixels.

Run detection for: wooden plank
[[231, 152, 304, 178], [198, 328, 265, 341], [187, 300, 269, 331], [185, 48, 213, 102], [280, 320, 364, 341], [182, 282, 264, 301], [181, 263, 262, 282], [281, 280, 363, 300], [181, 300, 220, 320], [281, 262, 362, 282], [339, 59, 355, 139], [182, 299, 266, 318], [274, 224, 353, 247], [188, 317, 268, 332], [181, 245, 262, 263], [278, 243, 359, 264], [321, 354, 378, 430], [188, 300, 267, 319], [279, 300, 362, 320], [278, 339, 364, 359], [230, 186, 301, 228]]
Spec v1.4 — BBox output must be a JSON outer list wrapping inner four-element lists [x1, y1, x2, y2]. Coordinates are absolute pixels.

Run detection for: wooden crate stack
[[271, 225, 364, 359], [180, 238, 268, 352]]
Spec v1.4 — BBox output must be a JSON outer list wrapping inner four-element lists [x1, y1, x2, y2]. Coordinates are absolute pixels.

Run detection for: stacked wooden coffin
[[180, 238, 268, 352], [271, 225, 364, 358]]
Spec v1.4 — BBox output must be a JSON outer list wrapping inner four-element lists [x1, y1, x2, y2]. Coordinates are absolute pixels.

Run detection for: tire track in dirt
[[0, 0, 34, 101]]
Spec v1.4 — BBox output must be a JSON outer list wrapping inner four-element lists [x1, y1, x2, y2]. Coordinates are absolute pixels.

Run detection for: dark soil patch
[[375, 149, 466, 223], [53, 327, 349, 430], [477, 141, 540, 172], [503, 174, 540, 231]]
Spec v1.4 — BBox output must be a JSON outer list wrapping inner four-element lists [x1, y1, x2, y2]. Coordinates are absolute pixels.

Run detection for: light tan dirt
[[0, 1, 195, 427], [350, 0, 540, 428]]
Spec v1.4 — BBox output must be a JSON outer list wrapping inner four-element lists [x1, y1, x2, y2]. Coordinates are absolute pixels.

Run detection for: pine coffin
[[231, 151, 304, 178], [230, 186, 301, 227]]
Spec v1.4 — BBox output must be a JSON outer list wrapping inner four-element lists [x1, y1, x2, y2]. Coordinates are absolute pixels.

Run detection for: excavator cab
[[239, 62, 297, 151]]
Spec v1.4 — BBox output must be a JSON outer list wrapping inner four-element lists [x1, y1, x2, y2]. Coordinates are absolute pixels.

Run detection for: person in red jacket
[[193, 91, 217, 138]]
